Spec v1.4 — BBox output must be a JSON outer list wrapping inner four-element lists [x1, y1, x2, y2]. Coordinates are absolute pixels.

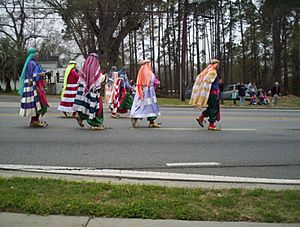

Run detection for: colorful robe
[[19, 59, 48, 117], [189, 70, 217, 109], [58, 69, 79, 113], [130, 74, 160, 118]]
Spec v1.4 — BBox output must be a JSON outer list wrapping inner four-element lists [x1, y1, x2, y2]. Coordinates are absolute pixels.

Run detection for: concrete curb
[[0, 212, 299, 227]]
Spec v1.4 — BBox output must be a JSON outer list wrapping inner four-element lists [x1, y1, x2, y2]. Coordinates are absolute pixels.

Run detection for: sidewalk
[[1, 212, 299, 227]]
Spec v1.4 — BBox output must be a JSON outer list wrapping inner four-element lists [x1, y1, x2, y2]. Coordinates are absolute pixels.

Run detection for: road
[[0, 96, 300, 181]]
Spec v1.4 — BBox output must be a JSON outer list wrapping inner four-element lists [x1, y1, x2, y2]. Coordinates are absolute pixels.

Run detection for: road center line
[[144, 128, 257, 131], [166, 162, 220, 167]]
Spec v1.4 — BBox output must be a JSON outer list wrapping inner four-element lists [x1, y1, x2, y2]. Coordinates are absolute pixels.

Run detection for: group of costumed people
[[18, 48, 162, 130], [19, 47, 221, 131]]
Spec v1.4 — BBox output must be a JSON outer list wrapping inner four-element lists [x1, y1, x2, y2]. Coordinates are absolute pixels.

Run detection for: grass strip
[[0, 177, 299, 223]]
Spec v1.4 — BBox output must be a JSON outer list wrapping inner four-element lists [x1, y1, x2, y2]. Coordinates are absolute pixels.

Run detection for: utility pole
[[180, 0, 188, 101]]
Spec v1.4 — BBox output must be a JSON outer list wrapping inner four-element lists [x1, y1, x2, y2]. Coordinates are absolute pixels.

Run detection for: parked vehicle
[[185, 83, 251, 100], [223, 84, 251, 100], [184, 84, 194, 99]]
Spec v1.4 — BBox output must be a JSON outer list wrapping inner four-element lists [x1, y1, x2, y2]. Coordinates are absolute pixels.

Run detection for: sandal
[[75, 116, 84, 127]]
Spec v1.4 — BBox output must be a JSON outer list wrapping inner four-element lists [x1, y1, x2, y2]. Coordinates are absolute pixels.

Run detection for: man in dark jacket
[[269, 82, 281, 105], [238, 82, 247, 106]]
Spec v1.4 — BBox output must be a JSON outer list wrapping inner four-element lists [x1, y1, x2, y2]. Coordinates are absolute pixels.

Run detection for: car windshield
[[224, 85, 234, 92]]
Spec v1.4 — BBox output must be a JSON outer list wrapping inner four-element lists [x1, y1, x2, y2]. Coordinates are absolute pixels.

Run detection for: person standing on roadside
[[19, 47, 49, 127], [238, 82, 247, 106], [219, 79, 224, 105], [189, 59, 221, 131]]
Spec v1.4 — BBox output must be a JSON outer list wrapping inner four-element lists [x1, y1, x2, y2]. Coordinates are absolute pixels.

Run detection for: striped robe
[[189, 70, 217, 109], [72, 79, 102, 120], [130, 74, 160, 118], [58, 69, 79, 113], [19, 60, 45, 117]]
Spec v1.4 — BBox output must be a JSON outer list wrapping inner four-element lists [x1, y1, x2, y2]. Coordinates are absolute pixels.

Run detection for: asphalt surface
[[0, 95, 300, 180]]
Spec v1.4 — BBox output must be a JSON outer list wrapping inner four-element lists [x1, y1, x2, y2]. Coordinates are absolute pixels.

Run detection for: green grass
[[0, 177, 299, 222]]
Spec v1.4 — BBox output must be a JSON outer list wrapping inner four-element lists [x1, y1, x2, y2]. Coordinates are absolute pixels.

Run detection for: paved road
[[0, 96, 300, 180]]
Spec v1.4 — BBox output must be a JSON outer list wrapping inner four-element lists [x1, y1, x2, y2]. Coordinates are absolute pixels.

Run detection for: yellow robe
[[189, 70, 217, 109]]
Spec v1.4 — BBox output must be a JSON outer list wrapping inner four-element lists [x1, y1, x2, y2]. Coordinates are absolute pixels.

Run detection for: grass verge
[[0, 177, 299, 223]]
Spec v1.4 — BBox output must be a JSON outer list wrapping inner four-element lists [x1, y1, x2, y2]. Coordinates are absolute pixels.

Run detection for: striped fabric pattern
[[19, 74, 41, 117], [73, 82, 101, 120], [189, 70, 217, 109], [130, 74, 160, 118], [58, 84, 78, 112], [111, 79, 121, 114]]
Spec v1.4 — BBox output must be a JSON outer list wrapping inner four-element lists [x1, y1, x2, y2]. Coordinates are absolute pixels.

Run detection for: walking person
[[104, 66, 117, 105], [19, 47, 49, 127], [130, 59, 161, 128], [189, 59, 221, 131], [72, 53, 106, 130], [57, 61, 79, 117], [110, 67, 133, 118]]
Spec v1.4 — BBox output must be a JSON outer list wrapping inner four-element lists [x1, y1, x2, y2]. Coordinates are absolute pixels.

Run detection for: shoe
[[131, 118, 139, 128], [75, 116, 84, 127], [196, 116, 205, 128], [91, 125, 105, 130], [149, 123, 161, 128], [208, 123, 221, 131], [30, 121, 47, 128], [111, 114, 120, 119]]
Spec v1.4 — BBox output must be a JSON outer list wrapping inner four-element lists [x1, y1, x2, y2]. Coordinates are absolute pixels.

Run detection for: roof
[[39, 56, 59, 62]]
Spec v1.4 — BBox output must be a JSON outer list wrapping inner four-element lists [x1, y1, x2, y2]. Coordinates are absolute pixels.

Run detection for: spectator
[[56, 71, 60, 83], [238, 82, 247, 106], [258, 90, 270, 105], [248, 81, 257, 97], [269, 82, 281, 105], [47, 71, 52, 83], [219, 79, 224, 104], [232, 84, 237, 106]]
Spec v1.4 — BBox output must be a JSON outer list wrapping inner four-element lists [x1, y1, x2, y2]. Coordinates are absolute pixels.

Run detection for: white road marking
[[144, 128, 257, 131], [0, 164, 299, 185], [166, 162, 220, 167]]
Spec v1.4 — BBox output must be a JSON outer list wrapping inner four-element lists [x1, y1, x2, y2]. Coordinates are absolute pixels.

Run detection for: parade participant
[[189, 59, 221, 131], [72, 53, 106, 130], [110, 66, 133, 118], [104, 66, 117, 104], [130, 59, 161, 128], [19, 47, 49, 127], [57, 61, 79, 117]]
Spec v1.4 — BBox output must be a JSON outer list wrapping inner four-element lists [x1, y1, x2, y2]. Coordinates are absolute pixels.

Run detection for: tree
[[44, 0, 161, 67]]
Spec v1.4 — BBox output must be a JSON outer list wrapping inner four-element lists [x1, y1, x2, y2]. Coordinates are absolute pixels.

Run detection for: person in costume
[[110, 66, 133, 118], [130, 59, 161, 128], [72, 53, 106, 130], [57, 61, 79, 117], [19, 47, 49, 127], [189, 59, 221, 131], [104, 66, 117, 105]]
